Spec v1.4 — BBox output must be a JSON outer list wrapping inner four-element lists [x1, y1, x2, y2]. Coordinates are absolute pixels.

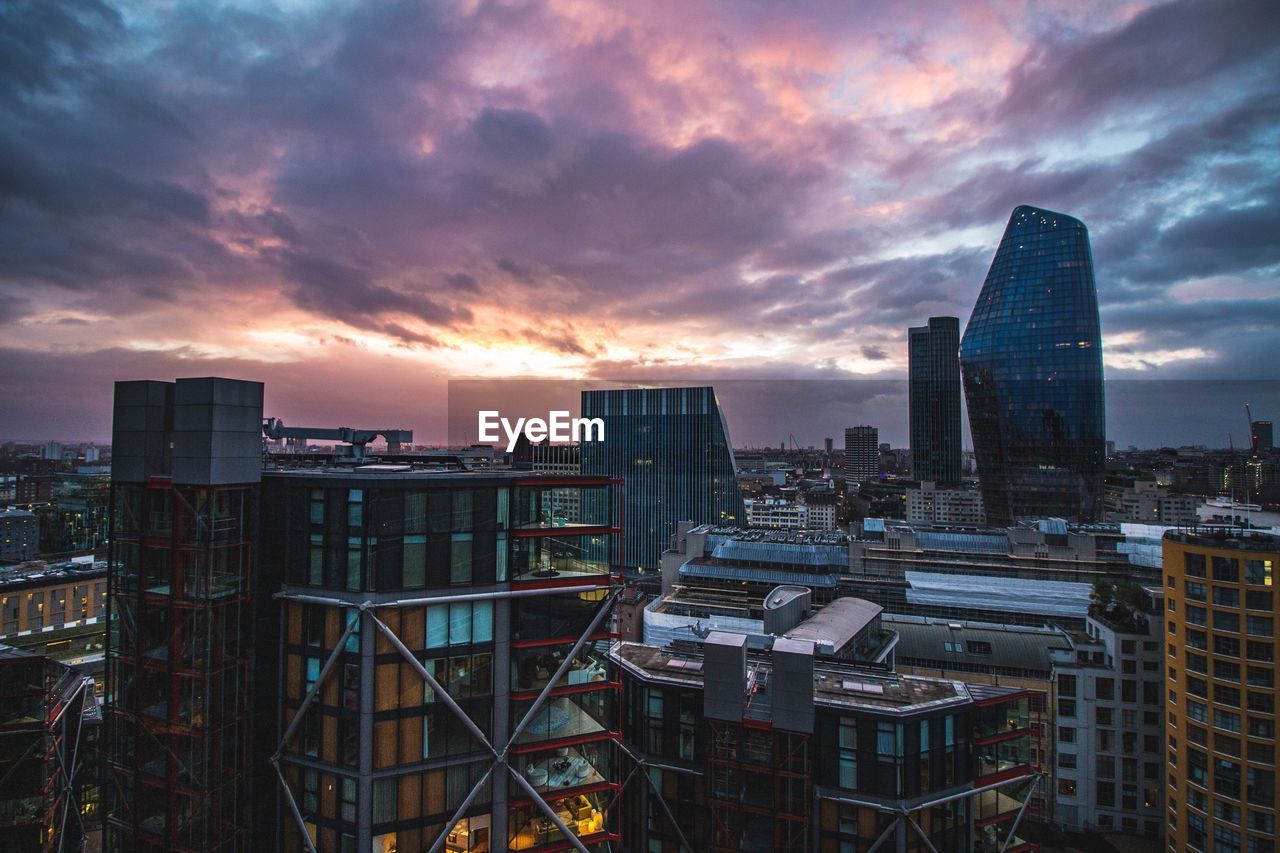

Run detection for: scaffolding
[[105, 479, 255, 852]]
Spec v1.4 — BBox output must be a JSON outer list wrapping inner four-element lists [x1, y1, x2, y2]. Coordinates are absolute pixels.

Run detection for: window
[[1218, 660, 1242, 682], [1187, 605, 1208, 627], [1250, 717, 1276, 738], [1215, 587, 1241, 607], [1217, 635, 1242, 657], [1245, 558, 1273, 586], [450, 533, 473, 585], [839, 719, 858, 788], [1244, 763, 1274, 804], [967, 640, 993, 655], [1186, 552, 1206, 578], [1186, 580, 1207, 601], [1187, 652, 1208, 674], [1058, 752, 1077, 769], [1058, 674, 1077, 696], [1188, 700, 1208, 722], [1097, 781, 1115, 807], [1097, 707, 1114, 726], [1248, 691, 1274, 713], [1247, 616, 1273, 637], [1096, 678, 1114, 700], [425, 601, 493, 647], [1188, 629, 1208, 650], [1059, 727, 1076, 743], [1248, 666, 1274, 687], [1215, 799, 1242, 824], [1215, 684, 1241, 707], [1248, 641, 1274, 662], [1058, 699, 1077, 718], [1058, 778, 1077, 796], [1216, 709, 1242, 732], [1215, 556, 1240, 582], [1247, 590, 1273, 611]]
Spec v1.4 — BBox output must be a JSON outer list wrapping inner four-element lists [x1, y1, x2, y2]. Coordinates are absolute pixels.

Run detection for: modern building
[[1164, 530, 1278, 853], [581, 386, 743, 576], [106, 377, 263, 852], [909, 317, 963, 487], [0, 508, 38, 563], [259, 465, 622, 853], [106, 375, 627, 853], [960, 205, 1106, 525], [1050, 587, 1166, 836], [888, 616, 1070, 824], [1253, 421, 1274, 455], [612, 630, 1041, 852], [0, 645, 100, 852], [844, 426, 879, 486], [904, 482, 985, 525]]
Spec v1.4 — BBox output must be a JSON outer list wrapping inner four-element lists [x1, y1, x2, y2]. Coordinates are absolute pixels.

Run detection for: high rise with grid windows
[[909, 317, 963, 488], [960, 206, 1105, 525], [260, 467, 623, 853], [1164, 530, 1278, 853], [107, 377, 625, 853]]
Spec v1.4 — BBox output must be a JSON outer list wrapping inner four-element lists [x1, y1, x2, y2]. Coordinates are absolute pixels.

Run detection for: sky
[[1, 0, 1278, 444]]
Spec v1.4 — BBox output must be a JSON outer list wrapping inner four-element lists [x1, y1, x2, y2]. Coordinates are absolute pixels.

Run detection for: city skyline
[[2, 0, 1279, 443]]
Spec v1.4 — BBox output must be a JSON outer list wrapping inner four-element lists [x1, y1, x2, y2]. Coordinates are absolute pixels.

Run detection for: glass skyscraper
[[909, 316, 962, 486], [960, 205, 1105, 525], [581, 386, 743, 575]]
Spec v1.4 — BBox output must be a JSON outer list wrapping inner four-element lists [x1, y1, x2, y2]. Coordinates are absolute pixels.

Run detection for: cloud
[[0, 0, 1276, 441]]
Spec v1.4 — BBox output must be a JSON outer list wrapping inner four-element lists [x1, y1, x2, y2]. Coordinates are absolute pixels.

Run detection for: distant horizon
[[7, 377, 1276, 453]]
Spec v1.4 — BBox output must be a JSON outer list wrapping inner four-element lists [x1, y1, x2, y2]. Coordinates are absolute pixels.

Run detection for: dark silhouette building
[[909, 317, 962, 486], [106, 378, 263, 852], [960, 206, 1106, 525], [581, 386, 742, 577]]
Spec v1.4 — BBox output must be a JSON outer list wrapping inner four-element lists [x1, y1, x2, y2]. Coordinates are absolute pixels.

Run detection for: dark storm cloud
[[998, 0, 1280, 127], [0, 0, 1278, 443]]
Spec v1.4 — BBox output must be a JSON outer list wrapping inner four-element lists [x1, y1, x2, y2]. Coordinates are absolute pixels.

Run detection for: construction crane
[[1246, 403, 1256, 456], [262, 418, 413, 461]]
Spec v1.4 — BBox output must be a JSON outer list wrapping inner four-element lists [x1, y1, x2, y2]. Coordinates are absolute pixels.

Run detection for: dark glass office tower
[[960, 206, 1106, 525], [581, 386, 743, 576], [909, 317, 962, 486]]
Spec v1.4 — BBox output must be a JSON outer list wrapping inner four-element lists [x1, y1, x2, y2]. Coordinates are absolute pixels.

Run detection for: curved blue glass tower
[[960, 205, 1105, 525]]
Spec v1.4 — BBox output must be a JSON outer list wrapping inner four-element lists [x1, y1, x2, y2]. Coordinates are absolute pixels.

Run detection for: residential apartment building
[[1165, 530, 1278, 853], [1050, 589, 1166, 836], [612, 630, 1040, 852], [844, 426, 879, 486], [0, 508, 38, 563], [904, 483, 986, 525]]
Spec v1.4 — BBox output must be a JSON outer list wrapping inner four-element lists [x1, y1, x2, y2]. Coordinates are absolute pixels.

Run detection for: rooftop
[[0, 557, 106, 592], [686, 524, 849, 546], [611, 641, 972, 714], [783, 597, 882, 654], [885, 615, 1071, 676]]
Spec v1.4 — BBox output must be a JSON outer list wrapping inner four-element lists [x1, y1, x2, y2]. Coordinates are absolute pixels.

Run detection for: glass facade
[[960, 205, 1105, 524], [909, 316, 962, 486], [581, 386, 743, 575], [261, 472, 621, 853]]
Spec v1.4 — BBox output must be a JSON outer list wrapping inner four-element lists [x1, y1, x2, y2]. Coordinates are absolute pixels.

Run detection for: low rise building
[[1103, 479, 1202, 525], [905, 482, 986, 525], [0, 509, 38, 563]]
